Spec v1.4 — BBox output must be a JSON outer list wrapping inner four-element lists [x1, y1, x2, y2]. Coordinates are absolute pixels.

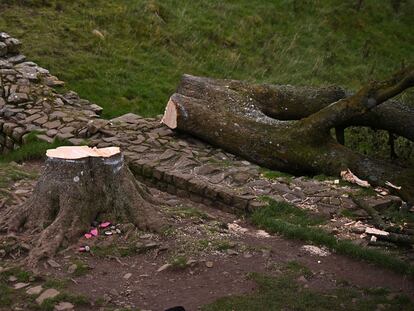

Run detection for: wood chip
[[365, 227, 389, 236]]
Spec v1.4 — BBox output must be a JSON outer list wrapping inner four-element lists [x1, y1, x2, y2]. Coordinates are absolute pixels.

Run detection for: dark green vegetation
[[252, 199, 414, 277], [0, 162, 35, 189], [203, 262, 413, 311], [0, 0, 412, 119], [0, 267, 88, 310], [0, 133, 68, 164]]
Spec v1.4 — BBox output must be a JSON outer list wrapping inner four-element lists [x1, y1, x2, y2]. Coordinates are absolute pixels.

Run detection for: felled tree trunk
[[162, 68, 414, 204], [182, 76, 414, 141], [0, 146, 166, 265]]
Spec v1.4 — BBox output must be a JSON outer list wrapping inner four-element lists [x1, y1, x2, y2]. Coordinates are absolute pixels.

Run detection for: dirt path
[[1, 161, 413, 311], [41, 192, 414, 310]]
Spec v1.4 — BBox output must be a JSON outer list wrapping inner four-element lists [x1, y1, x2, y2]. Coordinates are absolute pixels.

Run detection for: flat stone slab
[[36, 288, 60, 304]]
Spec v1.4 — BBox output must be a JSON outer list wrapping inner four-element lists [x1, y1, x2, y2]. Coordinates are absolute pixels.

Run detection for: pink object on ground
[[90, 228, 98, 236], [84, 233, 92, 239], [99, 222, 111, 228], [79, 246, 90, 252]]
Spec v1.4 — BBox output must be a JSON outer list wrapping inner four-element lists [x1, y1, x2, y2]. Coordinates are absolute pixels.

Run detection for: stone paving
[[1, 32, 394, 218]]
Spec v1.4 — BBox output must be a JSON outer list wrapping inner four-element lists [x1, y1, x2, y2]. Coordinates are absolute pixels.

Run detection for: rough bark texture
[[0, 151, 166, 266], [163, 69, 414, 204], [193, 77, 414, 141]]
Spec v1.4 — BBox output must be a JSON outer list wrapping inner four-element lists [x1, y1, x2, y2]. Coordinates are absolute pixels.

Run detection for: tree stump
[[0, 146, 167, 265]]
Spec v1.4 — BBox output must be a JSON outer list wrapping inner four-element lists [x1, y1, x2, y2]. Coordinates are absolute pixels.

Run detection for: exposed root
[[0, 150, 170, 266]]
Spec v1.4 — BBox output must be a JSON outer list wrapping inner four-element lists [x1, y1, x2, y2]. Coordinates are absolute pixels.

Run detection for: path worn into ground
[[1, 166, 413, 310]]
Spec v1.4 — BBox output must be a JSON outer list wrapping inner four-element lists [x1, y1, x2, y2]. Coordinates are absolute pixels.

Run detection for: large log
[[186, 77, 414, 141], [162, 69, 414, 204], [0, 146, 167, 265]]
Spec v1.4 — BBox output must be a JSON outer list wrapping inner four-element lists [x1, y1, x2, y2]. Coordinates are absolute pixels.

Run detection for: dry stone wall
[[1, 32, 375, 216], [0, 32, 102, 153]]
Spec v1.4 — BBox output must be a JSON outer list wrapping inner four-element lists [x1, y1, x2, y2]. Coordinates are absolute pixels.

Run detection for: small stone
[[301, 245, 330, 257], [297, 276, 307, 283], [67, 264, 77, 274], [43, 120, 61, 129], [0, 42, 7, 56], [243, 252, 253, 258], [13, 282, 30, 289], [109, 288, 118, 296], [87, 119, 109, 134], [36, 134, 54, 144], [157, 263, 171, 272], [226, 249, 238, 256], [205, 261, 214, 268], [365, 227, 389, 237], [111, 113, 142, 124], [123, 273, 132, 280], [7, 92, 28, 104], [36, 288, 60, 304], [33, 115, 48, 125], [47, 259, 61, 268], [54, 301, 74, 311], [26, 285, 43, 295], [8, 276, 17, 282]]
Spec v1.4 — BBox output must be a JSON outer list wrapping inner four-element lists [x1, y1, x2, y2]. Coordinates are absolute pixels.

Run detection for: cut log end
[[161, 98, 178, 129], [46, 146, 121, 160]]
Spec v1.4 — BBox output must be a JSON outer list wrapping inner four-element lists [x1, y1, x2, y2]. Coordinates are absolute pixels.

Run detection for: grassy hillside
[[1, 0, 413, 119]]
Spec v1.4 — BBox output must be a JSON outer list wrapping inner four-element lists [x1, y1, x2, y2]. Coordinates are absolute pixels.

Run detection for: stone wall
[[1, 32, 365, 216], [0, 32, 102, 154]]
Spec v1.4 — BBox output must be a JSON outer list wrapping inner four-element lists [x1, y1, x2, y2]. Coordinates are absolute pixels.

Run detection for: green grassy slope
[[1, 0, 413, 119]]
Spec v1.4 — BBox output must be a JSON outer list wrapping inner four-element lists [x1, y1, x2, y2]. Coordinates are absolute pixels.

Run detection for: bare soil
[[1, 161, 413, 311]]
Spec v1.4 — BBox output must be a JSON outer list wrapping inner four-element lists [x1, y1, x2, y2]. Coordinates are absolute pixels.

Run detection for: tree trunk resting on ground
[[0, 146, 167, 266], [175, 76, 414, 142], [162, 68, 414, 205]]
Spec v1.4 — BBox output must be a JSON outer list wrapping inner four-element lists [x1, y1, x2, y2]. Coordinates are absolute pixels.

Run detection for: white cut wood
[[161, 98, 177, 129], [46, 146, 120, 160], [365, 227, 389, 236]]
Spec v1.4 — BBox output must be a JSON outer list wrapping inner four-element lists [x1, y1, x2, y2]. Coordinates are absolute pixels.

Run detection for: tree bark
[[192, 77, 414, 142], [0, 146, 167, 265], [162, 69, 414, 204]]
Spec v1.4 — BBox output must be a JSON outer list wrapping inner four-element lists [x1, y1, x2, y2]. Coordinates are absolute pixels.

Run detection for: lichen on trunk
[[162, 68, 414, 204]]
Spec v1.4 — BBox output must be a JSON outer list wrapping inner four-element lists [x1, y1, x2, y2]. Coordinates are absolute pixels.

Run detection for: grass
[[68, 260, 90, 277], [0, 132, 69, 164], [0, 266, 88, 311], [168, 255, 189, 270], [0, 0, 412, 120], [203, 262, 413, 311], [167, 205, 209, 220], [251, 198, 414, 277], [257, 198, 327, 227], [91, 240, 158, 258], [39, 293, 89, 311], [260, 168, 294, 182], [0, 162, 36, 189]]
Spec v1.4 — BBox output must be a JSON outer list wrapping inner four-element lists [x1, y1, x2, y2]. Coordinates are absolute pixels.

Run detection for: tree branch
[[300, 66, 414, 132]]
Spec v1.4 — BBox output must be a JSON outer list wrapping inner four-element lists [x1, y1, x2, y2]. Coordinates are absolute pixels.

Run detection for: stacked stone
[[88, 114, 359, 214], [1, 32, 363, 216], [0, 32, 103, 154]]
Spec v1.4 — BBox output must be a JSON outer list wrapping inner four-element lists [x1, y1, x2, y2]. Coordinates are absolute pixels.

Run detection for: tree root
[[0, 150, 170, 266]]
